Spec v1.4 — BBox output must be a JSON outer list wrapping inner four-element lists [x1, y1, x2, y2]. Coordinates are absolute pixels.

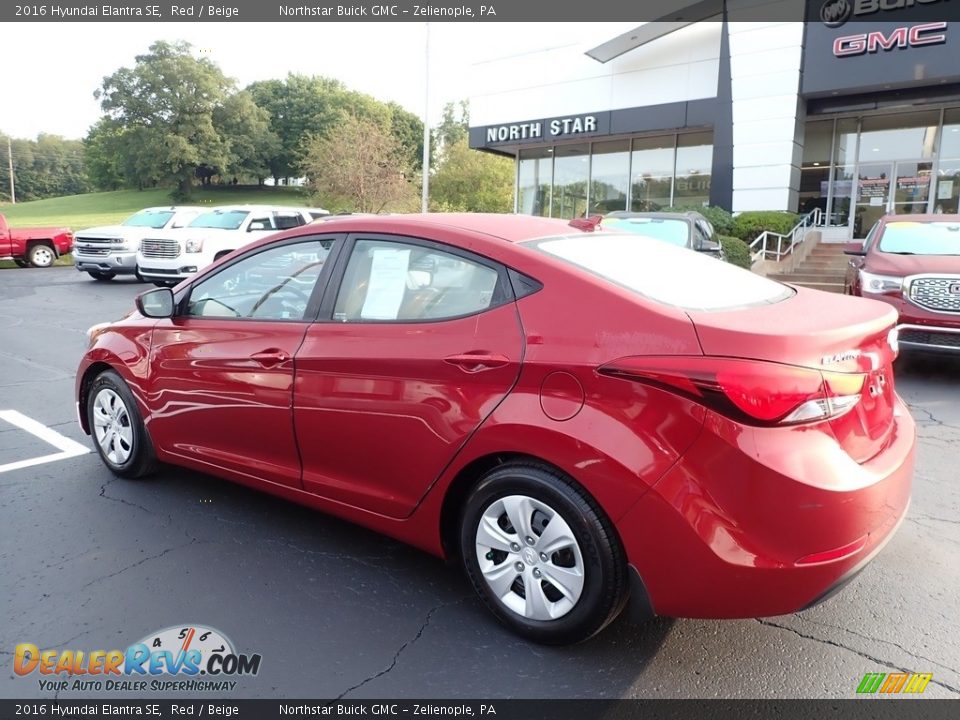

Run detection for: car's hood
[[75, 224, 127, 238], [866, 251, 960, 276]]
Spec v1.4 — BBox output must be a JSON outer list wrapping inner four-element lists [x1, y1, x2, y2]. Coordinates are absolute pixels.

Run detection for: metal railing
[[749, 208, 823, 263]]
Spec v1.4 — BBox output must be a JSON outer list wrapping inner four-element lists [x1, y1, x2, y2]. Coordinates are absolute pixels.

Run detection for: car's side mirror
[[136, 288, 175, 318], [842, 242, 866, 256]]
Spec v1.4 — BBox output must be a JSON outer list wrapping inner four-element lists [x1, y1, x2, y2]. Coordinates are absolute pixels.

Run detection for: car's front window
[[187, 210, 250, 230], [185, 240, 334, 321], [528, 233, 792, 311], [122, 211, 174, 229], [600, 217, 691, 247], [878, 221, 960, 255]]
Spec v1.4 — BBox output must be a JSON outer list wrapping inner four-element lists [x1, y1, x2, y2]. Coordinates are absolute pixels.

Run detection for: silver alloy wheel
[[31, 246, 54, 267], [475, 494, 585, 621], [92, 388, 134, 466]]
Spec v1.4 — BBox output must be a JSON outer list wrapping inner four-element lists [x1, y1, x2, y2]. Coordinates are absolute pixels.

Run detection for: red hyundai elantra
[[76, 213, 914, 644]]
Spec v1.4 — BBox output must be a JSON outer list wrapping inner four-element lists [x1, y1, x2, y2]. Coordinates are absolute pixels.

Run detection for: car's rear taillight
[[599, 356, 865, 427]]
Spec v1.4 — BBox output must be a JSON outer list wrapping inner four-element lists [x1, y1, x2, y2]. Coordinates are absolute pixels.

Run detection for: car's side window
[[247, 216, 274, 232], [184, 240, 334, 321], [274, 212, 307, 231], [333, 239, 501, 322]]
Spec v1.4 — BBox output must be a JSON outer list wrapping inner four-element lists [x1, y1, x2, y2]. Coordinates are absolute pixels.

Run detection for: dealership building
[[468, 3, 960, 241]]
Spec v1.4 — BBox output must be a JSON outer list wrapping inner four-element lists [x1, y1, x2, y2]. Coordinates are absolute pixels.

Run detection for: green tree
[[430, 138, 514, 213], [248, 74, 426, 183], [95, 40, 231, 199], [214, 91, 280, 184], [0, 133, 91, 201], [436, 100, 469, 152], [301, 115, 418, 213]]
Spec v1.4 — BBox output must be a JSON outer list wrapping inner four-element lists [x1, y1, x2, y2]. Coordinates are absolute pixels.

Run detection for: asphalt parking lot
[[1, 267, 958, 700]]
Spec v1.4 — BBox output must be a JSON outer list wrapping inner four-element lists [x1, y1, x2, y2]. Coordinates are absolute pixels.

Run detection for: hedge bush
[[719, 235, 752, 269], [731, 211, 799, 244], [664, 205, 736, 236]]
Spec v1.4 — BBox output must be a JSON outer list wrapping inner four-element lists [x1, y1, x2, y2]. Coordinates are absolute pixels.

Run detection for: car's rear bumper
[[616, 396, 915, 619]]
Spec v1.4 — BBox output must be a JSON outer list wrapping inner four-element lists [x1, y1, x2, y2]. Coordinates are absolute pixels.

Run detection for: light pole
[[421, 22, 431, 214]]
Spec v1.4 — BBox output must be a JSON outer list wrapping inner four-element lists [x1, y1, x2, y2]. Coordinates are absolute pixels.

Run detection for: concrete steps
[[764, 241, 849, 292]]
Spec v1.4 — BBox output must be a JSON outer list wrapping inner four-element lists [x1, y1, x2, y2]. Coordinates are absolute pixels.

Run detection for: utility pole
[[421, 22, 431, 214], [6, 137, 15, 204]]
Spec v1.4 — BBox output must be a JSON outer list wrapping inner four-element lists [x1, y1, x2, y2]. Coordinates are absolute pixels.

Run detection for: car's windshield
[[599, 217, 690, 247], [878, 221, 960, 255], [528, 233, 792, 311], [122, 210, 175, 229], [188, 210, 250, 230]]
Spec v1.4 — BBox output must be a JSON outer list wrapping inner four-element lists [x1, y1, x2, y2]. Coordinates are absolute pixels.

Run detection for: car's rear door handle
[[444, 353, 510, 373], [251, 349, 290, 367]]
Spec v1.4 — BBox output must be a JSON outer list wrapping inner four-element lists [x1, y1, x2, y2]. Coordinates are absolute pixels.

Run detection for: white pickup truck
[[73, 206, 204, 281], [136, 204, 329, 286]]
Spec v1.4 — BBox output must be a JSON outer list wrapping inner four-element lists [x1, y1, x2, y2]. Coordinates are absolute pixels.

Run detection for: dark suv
[[600, 211, 724, 260], [844, 214, 960, 353]]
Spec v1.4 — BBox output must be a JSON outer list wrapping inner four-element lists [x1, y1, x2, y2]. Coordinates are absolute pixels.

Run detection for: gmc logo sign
[[833, 22, 948, 57]]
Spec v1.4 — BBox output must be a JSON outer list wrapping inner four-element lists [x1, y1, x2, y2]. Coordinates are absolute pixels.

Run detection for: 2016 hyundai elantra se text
[[77, 214, 915, 645]]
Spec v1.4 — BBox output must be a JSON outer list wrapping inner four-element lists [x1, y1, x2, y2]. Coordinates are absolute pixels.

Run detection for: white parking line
[[0, 410, 90, 474]]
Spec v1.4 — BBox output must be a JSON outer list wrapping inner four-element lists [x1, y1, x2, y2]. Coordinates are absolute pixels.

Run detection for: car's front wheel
[[460, 463, 627, 645], [86, 370, 156, 478], [88, 271, 115, 281]]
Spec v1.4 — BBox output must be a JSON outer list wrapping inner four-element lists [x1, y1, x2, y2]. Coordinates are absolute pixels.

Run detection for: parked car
[[844, 214, 960, 353], [599, 210, 725, 259], [78, 213, 913, 645], [73, 206, 204, 281], [136, 205, 329, 286], [0, 213, 73, 268]]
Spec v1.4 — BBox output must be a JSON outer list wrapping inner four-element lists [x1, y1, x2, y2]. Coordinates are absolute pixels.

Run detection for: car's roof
[[311, 212, 578, 242], [138, 206, 204, 212]]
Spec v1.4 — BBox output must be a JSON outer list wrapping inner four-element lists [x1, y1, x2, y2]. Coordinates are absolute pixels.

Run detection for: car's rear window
[[599, 217, 689, 247], [878, 221, 960, 256], [528, 233, 793, 311]]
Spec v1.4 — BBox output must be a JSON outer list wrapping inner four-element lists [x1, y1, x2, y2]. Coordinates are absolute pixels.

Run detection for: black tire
[[85, 370, 157, 479], [88, 271, 115, 281], [28, 243, 56, 268], [14, 259, 30, 268], [459, 462, 627, 645]]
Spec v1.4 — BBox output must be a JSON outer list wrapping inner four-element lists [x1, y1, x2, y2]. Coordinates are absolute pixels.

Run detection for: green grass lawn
[[0, 186, 313, 231]]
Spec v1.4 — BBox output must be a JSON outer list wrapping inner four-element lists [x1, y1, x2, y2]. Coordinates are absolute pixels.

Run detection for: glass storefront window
[[589, 140, 629, 214], [517, 148, 552, 217], [552, 144, 590, 219], [630, 136, 674, 211], [803, 120, 833, 166], [674, 132, 712, 208], [834, 118, 859, 166], [858, 111, 939, 162], [830, 165, 855, 227]]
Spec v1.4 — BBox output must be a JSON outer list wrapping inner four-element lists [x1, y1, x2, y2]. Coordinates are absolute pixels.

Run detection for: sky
[[0, 22, 636, 141]]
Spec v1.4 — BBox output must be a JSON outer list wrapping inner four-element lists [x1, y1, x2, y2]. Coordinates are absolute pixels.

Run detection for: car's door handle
[[250, 349, 290, 367], [444, 353, 510, 373]]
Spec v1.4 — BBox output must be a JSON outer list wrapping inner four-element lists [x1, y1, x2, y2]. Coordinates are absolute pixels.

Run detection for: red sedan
[[76, 213, 914, 644], [845, 214, 960, 353]]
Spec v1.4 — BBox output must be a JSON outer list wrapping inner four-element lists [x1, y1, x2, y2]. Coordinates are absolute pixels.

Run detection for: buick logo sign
[[821, 0, 852, 27]]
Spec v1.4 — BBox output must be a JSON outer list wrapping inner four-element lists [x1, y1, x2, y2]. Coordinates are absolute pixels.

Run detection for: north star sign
[[486, 115, 599, 143]]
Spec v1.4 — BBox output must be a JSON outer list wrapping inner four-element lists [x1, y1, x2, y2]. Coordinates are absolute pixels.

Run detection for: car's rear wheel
[[460, 463, 627, 645], [86, 370, 156, 479], [28, 244, 55, 268]]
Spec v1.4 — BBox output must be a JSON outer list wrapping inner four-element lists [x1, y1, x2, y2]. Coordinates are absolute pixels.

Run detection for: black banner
[[1, 700, 959, 720]]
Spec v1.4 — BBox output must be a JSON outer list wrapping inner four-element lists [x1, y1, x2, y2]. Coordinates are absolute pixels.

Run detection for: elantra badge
[[821, 350, 862, 366]]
